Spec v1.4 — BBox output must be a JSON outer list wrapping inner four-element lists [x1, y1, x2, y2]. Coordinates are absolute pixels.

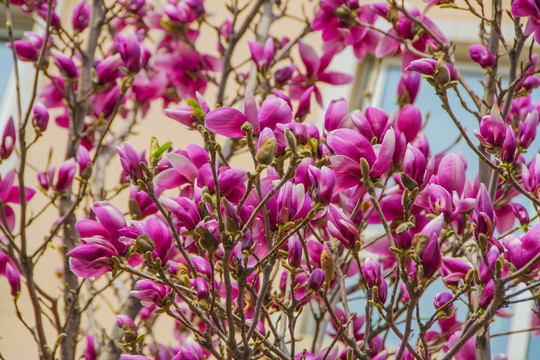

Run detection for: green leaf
[[152, 142, 173, 162], [187, 98, 205, 116]]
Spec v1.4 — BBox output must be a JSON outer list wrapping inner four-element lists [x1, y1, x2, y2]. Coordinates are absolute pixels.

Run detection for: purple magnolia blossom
[[518, 109, 539, 149], [72, 0, 91, 32], [205, 91, 293, 137], [308, 165, 335, 205], [116, 314, 137, 333], [327, 204, 359, 249], [68, 202, 142, 278], [1, 116, 16, 160], [406, 58, 457, 81], [511, 0, 540, 43], [129, 217, 178, 263], [440, 258, 472, 286], [192, 277, 210, 301], [8, 32, 44, 62], [473, 184, 495, 238], [54, 158, 77, 192], [32, 103, 49, 132], [248, 37, 275, 71], [0, 252, 21, 296], [131, 279, 171, 307], [501, 126, 517, 163], [474, 107, 507, 149], [115, 33, 144, 73], [469, 44, 495, 68], [362, 257, 389, 303], [288, 237, 303, 268], [447, 331, 475, 360], [328, 127, 395, 190], [53, 50, 78, 78], [164, 92, 209, 130], [96, 54, 123, 85], [521, 154, 540, 194], [308, 268, 325, 291], [397, 71, 421, 106], [0, 170, 36, 232], [160, 197, 200, 231], [503, 224, 540, 272], [403, 144, 433, 189], [324, 98, 350, 132], [118, 143, 146, 184], [289, 40, 354, 105]]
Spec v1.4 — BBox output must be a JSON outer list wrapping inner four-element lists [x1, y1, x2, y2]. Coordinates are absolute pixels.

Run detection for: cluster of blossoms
[[3, 0, 540, 360]]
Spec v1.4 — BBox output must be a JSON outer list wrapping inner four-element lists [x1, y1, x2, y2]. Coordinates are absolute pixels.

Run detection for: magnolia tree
[[3, 0, 540, 359]]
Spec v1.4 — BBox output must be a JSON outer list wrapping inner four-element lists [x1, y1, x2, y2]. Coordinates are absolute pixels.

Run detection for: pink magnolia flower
[[72, 0, 91, 32], [0, 170, 36, 231], [248, 37, 275, 71], [68, 202, 142, 278], [1, 116, 16, 161], [397, 71, 421, 106], [289, 40, 354, 105], [511, 0, 540, 43], [502, 224, 540, 272], [0, 252, 21, 296], [130, 279, 171, 307], [469, 44, 495, 68], [328, 127, 395, 190], [474, 107, 507, 149], [205, 91, 293, 137], [32, 103, 49, 132]]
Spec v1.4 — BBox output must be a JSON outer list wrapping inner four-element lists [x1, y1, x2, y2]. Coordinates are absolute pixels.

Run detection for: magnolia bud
[[196, 226, 219, 253], [435, 54, 451, 85], [177, 263, 190, 287], [288, 237, 303, 268], [414, 233, 430, 259], [255, 136, 276, 165], [135, 234, 155, 254], [308, 268, 325, 291], [284, 128, 297, 152], [320, 249, 335, 283]]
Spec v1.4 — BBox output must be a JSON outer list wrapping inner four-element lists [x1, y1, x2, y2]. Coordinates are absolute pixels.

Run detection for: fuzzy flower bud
[[320, 249, 335, 283]]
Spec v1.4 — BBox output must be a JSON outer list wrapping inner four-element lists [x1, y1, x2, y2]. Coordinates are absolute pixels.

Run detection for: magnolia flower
[[1, 116, 15, 161], [72, 1, 91, 32], [32, 103, 49, 132], [474, 107, 507, 149], [469, 44, 495, 68], [68, 202, 142, 278], [503, 224, 540, 272], [328, 127, 395, 190], [511, 0, 540, 43], [289, 40, 354, 105], [0, 252, 21, 296], [205, 91, 293, 137]]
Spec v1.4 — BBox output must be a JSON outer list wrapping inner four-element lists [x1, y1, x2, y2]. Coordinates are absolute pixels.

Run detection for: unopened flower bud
[[196, 226, 219, 253], [308, 268, 325, 291], [414, 233, 430, 259], [255, 136, 276, 165], [396, 230, 413, 249], [288, 237, 303, 268], [284, 128, 297, 152], [320, 249, 335, 283], [176, 263, 190, 287], [193, 277, 210, 300], [32, 103, 49, 132], [435, 54, 451, 85], [135, 234, 155, 254]]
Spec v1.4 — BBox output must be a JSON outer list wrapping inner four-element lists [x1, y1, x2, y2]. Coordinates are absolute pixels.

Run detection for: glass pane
[[0, 43, 13, 100]]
